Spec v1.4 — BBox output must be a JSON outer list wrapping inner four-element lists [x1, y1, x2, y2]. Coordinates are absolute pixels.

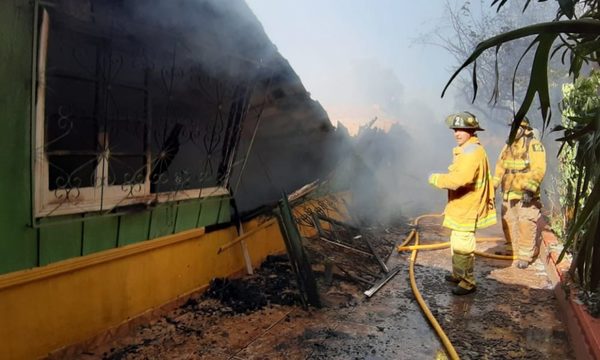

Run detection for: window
[[34, 3, 252, 217]]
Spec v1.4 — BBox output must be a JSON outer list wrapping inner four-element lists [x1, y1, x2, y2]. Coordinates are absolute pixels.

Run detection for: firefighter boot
[[451, 252, 476, 295], [452, 284, 476, 295], [445, 274, 460, 283]]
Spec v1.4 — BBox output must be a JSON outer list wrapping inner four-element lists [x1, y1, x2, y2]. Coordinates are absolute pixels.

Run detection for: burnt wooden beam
[[336, 264, 374, 286], [314, 235, 374, 258], [277, 194, 321, 308], [363, 235, 389, 273]]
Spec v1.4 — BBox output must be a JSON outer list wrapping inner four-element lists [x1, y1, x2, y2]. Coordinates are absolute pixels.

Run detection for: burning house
[[1, 1, 580, 359], [0, 0, 342, 358]]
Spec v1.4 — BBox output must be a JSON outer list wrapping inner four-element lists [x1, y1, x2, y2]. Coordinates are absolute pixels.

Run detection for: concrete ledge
[[539, 223, 600, 360]]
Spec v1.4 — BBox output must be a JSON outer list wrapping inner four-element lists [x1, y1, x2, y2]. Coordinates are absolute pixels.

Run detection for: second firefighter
[[493, 117, 547, 269]]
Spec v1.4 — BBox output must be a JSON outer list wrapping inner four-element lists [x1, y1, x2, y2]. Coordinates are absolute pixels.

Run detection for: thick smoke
[[314, 58, 458, 224], [56, 0, 537, 223]]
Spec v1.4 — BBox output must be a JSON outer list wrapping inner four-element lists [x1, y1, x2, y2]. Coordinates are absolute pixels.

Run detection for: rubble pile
[[303, 214, 405, 289], [204, 255, 301, 313]]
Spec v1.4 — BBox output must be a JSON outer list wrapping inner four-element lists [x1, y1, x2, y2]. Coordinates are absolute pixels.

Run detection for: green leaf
[[472, 59, 479, 103], [507, 34, 556, 142], [442, 19, 600, 99], [567, 176, 600, 240], [489, 45, 501, 105], [491, 0, 510, 11], [556, 122, 595, 142], [558, 0, 576, 19]]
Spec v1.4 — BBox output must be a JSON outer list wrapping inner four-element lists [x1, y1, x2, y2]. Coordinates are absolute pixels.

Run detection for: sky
[[245, 0, 462, 135]]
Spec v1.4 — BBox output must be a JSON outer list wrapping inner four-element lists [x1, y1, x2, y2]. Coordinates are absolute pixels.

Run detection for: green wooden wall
[[0, 1, 232, 276], [0, 0, 38, 274], [34, 197, 231, 269]]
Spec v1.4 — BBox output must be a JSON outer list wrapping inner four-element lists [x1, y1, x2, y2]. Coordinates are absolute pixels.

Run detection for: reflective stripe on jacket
[[429, 136, 497, 231], [492, 132, 546, 201]]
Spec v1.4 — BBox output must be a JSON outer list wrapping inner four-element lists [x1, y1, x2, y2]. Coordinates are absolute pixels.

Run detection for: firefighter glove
[[428, 173, 439, 187], [522, 191, 534, 206]]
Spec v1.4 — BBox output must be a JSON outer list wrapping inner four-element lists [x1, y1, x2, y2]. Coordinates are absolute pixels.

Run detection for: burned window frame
[[32, 4, 254, 218]]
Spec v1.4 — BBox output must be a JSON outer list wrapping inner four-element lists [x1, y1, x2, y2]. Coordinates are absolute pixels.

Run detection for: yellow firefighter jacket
[[429, 136, 497, 231], [493, 131, 546, 201]]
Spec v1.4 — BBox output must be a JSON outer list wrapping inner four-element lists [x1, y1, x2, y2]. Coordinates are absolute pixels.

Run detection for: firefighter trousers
[[501, 199, 541, 263], [450, 230, 476, 290]]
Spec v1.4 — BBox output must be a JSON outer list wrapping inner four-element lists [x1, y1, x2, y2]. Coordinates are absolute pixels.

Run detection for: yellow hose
[[404, 213, 517, 359], [399, 242, 450, 251], [398, 228, 416, 248], [400, 244, 515, 260], [397, 236, 504, 252], [407, 214, 460, 360]]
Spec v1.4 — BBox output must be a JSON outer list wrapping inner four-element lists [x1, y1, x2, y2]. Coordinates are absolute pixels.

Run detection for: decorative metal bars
[[34, 4, 259, 217]]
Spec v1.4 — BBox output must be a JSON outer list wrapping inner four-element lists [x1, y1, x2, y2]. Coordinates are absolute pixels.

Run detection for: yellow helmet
[[508, 116, 532, 129], [445, 111, 484, 131]]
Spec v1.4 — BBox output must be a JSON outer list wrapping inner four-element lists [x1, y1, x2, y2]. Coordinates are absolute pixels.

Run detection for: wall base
[[0, 219, 285, 360]]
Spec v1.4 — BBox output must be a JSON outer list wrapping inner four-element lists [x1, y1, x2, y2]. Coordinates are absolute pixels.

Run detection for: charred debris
[[205, 118, 417, 314], [206, 180, 410, 314]]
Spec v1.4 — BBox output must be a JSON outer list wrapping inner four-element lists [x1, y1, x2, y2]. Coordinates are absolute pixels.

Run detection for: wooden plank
[[174, 201, 201, 233], [149, 205, 177, 239], [363, 235, 389, 273], [118, 211, 151, 246], [39, 222, 82, 266], [315, 236, 374, 257], [217, 218, 277, 253], [278, 195, 321, 308], [197, 197, 221, 227], [82, 216, 118, 255]]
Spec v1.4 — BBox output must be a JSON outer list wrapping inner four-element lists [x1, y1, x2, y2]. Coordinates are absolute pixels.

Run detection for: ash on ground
[[203, 254, 301, 313]]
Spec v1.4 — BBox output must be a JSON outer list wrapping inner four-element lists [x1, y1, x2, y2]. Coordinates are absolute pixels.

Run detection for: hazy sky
[[246, 0, 461, 134]]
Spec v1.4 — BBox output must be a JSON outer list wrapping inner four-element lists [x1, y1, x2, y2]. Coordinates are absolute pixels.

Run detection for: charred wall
[[41, 0, 340, 212], [0, 0, 341, 274]]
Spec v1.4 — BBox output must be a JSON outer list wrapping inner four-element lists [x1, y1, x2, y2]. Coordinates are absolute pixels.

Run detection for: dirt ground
[[58, 217, 573, 360]]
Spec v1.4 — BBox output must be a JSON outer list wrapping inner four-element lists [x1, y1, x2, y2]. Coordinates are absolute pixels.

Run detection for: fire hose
[[400, 213, 515, 360]]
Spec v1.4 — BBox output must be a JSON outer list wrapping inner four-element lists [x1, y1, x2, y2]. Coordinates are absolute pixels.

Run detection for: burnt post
[[276, 193, 321, 308]]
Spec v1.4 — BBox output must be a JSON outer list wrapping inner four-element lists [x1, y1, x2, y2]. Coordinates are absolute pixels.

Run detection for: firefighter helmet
[[519, 116, 532, 129], [508, 116, 532, 129], [445, 111, 484, 131]]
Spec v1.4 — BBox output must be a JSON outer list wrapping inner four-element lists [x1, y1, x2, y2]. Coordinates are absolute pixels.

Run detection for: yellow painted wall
[[243, 218, 288, 268], [0, 221, 285, 360]]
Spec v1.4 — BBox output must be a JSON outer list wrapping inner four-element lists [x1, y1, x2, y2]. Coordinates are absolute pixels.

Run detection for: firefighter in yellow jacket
[[493, 117, 546, 269], [428, 112, 497, 295]]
